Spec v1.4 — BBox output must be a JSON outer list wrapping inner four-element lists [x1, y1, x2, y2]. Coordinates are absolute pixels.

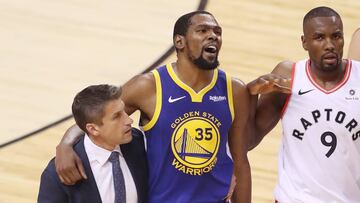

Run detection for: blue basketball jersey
[[141, 64, 235, 203]]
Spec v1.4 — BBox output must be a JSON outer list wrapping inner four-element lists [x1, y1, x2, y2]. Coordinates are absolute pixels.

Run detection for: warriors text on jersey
[[141, 64, 234, 203], [275, 59, 360, 203]]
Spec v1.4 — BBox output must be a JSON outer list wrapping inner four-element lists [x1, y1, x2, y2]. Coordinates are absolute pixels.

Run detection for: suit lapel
[[75, 137, 102, 203], [121, 144, 142, 202]]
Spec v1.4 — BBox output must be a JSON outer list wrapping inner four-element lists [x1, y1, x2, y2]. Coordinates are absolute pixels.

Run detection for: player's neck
[[172, 60, 214, 93], [309, 59, 347, 89]]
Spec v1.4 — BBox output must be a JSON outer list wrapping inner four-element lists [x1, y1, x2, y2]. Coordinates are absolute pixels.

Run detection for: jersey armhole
[[141, 70, 162, 131], [225, 72, 235, 122], [280, 63, 296, 118]]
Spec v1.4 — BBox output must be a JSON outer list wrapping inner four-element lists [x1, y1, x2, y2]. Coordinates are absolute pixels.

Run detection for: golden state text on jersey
[[171, 111, 220, 175], [141, 64, 235, 203]]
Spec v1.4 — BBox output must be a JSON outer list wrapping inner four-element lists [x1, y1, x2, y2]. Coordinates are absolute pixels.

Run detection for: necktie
[[109, 151, 126, 203]]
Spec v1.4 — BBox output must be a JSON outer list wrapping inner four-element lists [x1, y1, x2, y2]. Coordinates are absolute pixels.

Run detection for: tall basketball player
[[55, 11, 251, 203], [248, 6, 360, 202]]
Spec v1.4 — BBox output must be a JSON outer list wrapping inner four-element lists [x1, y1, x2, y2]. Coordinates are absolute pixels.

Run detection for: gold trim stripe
[[142, 70, 162, 131], [166, 64, 218, 102], [225, 72, 235, 122]]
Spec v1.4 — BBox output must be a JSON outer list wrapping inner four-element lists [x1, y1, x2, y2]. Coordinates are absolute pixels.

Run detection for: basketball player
[[348, 27, 360, 60], [248, 6, 360, 202], [55, 11, 251, 203]]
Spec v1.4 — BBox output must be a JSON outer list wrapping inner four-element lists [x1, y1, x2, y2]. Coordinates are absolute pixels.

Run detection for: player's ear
[[174, 34, 185, 50], [86, 123, 100, 137], [301, 35, 308, 51]]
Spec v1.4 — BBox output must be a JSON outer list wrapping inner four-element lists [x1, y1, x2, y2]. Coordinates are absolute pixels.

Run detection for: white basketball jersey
[[275, 59, 360, 203]]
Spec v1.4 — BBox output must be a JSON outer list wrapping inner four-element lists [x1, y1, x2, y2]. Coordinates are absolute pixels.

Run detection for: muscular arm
[[229, 78, 251, 203], [248, 61, 293, 149], [120, 72, 156, 125], [55, 72, 156, 184]]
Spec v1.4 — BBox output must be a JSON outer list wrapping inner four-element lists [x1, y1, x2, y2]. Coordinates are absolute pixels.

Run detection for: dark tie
[[109, 151, 126, 203]]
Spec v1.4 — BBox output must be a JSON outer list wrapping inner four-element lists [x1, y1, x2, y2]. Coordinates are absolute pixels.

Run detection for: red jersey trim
[[280, 62, 296, 118], [305, 59, 352, 94]]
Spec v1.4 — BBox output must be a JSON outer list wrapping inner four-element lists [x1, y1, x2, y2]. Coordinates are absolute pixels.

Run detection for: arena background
[[0, 0, 359, 202]]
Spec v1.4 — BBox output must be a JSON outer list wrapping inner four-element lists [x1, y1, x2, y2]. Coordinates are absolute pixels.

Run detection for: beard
[[319, 55, 341, 72], [192, 50, 220, 70]]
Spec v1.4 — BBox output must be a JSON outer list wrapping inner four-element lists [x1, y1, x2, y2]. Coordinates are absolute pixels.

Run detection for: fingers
[[56, 167, 74, 185], [223, 175, 236, 202], [61, 155, 86, 185], [248, 77, 271, 95], [58, 174, 66, 184], [55, 147, 85, 185], [61, 173, 76, 185], [75, 156, 88, 179], [248, 74, 291, 95], [56, 163, 82, 185], [274, 78, 292, 93]]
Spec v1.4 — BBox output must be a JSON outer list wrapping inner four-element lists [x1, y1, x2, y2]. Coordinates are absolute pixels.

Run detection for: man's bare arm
[[247, 61, 293, 149], [229, 78, 251, 203]]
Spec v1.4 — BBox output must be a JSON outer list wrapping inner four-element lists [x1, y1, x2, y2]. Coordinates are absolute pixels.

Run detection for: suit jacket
[[38, 128, 148, 203]]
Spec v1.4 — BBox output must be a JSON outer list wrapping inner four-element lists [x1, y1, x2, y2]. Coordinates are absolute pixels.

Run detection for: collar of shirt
[[84, 134, 123, 166]]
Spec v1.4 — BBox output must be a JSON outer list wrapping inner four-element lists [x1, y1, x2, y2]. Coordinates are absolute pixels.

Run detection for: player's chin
[[321, 63, 338, 71], [321, 57, 340, 70], [203, 51, 217, 59]]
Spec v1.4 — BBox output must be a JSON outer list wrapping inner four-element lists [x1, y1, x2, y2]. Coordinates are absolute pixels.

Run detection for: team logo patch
[[171, 112, 220, 176], [349, 89, 355, 96], [345, 89, 359, 100]]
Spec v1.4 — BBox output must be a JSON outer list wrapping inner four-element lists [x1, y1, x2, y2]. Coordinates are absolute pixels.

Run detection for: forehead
[[103, 98, 124, 115], [304, 16, 342, 34], [189, 14, 219, 28]]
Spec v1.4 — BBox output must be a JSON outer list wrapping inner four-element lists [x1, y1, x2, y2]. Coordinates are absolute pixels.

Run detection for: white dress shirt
[[84, 135, 138, 203]]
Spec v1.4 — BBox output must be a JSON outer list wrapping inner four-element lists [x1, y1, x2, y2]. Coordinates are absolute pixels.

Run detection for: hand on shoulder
[[247, 61, 293, 95]]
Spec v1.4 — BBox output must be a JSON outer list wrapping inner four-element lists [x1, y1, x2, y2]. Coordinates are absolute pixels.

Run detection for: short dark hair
[[303, 6, 342, 31], [72, 84, 122, 133], [173, 11, 214, 51]]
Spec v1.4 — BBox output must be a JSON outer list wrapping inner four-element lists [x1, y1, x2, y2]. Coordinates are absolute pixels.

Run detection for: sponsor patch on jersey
[[345, 89, 359, 100], [170, 111, 220, 176], [209, 95, 226, 102]]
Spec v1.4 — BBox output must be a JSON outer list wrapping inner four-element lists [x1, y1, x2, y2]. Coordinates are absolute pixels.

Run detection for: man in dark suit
[[38, 84, 148, 203]]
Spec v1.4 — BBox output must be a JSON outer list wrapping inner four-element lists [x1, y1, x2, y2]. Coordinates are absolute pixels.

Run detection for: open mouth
[[204, 45, 217, 54]]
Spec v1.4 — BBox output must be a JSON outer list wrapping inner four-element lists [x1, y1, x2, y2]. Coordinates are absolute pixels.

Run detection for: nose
[[123, 111, 133, 125], [127, 115, 134, 125], [208, 29, 218, 41], [324, 37, 335, 51]]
